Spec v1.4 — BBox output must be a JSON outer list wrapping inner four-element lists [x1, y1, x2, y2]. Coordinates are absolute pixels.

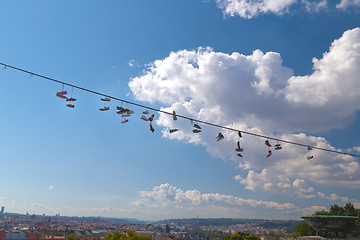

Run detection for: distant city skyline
[[0, 0, 360, 220]]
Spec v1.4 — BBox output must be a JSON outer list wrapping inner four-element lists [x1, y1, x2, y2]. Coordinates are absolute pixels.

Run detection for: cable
[[1, 62, 359, 158]]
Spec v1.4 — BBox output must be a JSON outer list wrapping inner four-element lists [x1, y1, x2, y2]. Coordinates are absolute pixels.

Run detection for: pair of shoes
[[216, 133, 224, 141], [66, 103, 75, 108], [266, 150, 272, 158], [265, 140, 271, 147], [274, 143, 282, 150], [173, 111, 177, 121], [99, 106, 110, 111], [150, 122, 154, 133], [56, 91, 67, 99], [170, 129, 178, 133], [148, 114, 154, 122], [101, 97, 111, 101], [193, 129, 201, 133], [66, 97, 77, 102], [141, 115, 148, 121], [235, 141, 243, 152]]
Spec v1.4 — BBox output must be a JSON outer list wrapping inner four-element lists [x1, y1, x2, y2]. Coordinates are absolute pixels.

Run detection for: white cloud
[[216, 0, 298, 18], [128, 59, 139, 68], [302, 0, 328, 12], [48, 185, 54, 190], [336, 0, 360, 9], [317, 192, 350, 202], [129, 28, 360, 196]]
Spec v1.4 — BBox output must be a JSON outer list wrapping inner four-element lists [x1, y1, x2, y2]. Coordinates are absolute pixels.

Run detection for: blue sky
[[0, 0, 360, 220]]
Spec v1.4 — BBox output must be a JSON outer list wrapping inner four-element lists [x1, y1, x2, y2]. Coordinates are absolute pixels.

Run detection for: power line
[[1, 62, 359, 158]]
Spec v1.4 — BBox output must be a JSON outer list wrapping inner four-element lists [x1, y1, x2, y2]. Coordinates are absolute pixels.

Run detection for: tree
[[65, 235, 78, 240], [224, 232, 260, 240], [103, 230, 151, 240], [295, 222, 316, 236]]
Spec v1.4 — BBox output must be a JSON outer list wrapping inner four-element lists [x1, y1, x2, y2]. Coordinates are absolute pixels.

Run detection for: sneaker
[[58, 91, 67, 95], [307, 156, 313, 160], [266, 150, 272, 158], [148, 114, 154, 122], [117, 106, 125, 111], [238, 131, 242, 138], [56, 92, 67, 99], [99, 106, 110, 111], [265, 140, 271, 147], [121, 119, 129, 124], [121, 114, 131, 117], [101, 97, 110, 101], [173, 111, 177, 121], [141, 115, 149, 121], [66, 103, 75, 108], [193, 129, 201, 133], [216, 133, 224, 141], [117, 109, 127, 114], [143, 110, 149, 114], [237, 153, 243, 158], [126, 109, 134, 114], [194, 123, 201, 129], [274, 146, 282, 150], [66, 97, 77, 102], [170, 129, 178, 133], [150, 123, 154, 133], [307, 146, 313, 151], [235, 141, 244, 152]]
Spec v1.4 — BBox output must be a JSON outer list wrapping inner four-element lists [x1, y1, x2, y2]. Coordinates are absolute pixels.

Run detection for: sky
[[0, 0, 360, 221]]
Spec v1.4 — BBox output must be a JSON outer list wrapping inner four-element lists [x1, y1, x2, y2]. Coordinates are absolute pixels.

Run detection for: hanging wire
[[1, 62, 359, 158]]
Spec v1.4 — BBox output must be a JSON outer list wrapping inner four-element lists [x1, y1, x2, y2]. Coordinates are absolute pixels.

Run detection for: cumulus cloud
[[129, 28, 360, 195], [336, 0, 360, 9], [215, 0, 358, 18], [317, 192, 350, 202]]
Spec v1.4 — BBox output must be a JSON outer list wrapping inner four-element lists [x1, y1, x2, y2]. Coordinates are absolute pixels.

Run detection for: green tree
[[224, 232, 260, 240], [295, 222, 316, 236], [104, 231, 151, 240], [65, 235, 78, 240]]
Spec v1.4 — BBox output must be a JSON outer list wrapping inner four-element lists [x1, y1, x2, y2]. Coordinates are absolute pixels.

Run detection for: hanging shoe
[[143, 109, 149, 114], [117, 109, 127, 114], [170, 129, 178, 133], [237, 153, 243, 158], [141, 115, 149, 121], [101, 97, 110, 101], [66, 97, 77, 102], [150, 122, 154, 133], [121, 114, 131, 118], [99, 106, 110, 111], [235, 141, 244, 152], [121, 119, 129, 124], [274, 146, 282, 150], [238, 131, 242, 138], [173, 111, 177, 121], [148, 114, 154, 122], [307, 146, 313, 151], [126, 109, 134, 115], [215, 133, 224, 141], [266, 150, 272, 158], [193, 123, 201, 129], [193, 129, 201, 133], [66, 103, 75, 108], [265, 140, 271, 147], [56, 92, 67, 99], [307, 155, 314, 160], [117, 106, 125, 111]]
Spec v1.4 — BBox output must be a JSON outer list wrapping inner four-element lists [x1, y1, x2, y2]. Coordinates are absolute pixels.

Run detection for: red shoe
[[265, 140, 271, 147], [266, 150, 272, 158]]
